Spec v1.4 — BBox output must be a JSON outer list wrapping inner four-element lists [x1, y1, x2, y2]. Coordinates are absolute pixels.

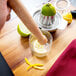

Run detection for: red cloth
[[46, 39, 76, 76]]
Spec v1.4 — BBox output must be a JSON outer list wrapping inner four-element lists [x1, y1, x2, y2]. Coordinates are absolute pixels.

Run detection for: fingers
[[0, 0, 11, 30], [6, 6, 11, 21], [0, 0, 8, 30], [6, 0, 11, 21]]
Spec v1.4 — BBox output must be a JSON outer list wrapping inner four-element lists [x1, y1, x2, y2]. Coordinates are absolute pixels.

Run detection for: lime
[[17, 23, 31, 37], [41, 3, 56, 16]]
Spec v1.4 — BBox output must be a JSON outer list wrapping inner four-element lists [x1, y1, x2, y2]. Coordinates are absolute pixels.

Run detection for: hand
[[0, 0, 11, 30]]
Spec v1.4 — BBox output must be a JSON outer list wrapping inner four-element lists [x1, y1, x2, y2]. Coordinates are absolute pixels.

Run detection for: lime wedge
[[17, 23, 31, 37]]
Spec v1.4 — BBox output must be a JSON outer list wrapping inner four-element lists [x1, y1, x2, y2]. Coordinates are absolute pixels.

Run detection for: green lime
[[17, 23, 31, 37], [41, 3, 56, 16]]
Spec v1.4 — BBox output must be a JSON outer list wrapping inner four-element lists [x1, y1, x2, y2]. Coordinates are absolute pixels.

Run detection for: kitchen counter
[[0, 0, 76, 76]]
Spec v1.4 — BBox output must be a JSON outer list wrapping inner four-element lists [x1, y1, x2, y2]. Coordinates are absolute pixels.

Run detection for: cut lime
[[41, 3, 56, 16], [17, 23, 31, 37]]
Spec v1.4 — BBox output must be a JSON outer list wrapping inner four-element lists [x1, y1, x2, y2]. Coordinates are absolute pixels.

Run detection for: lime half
[[17, 23, 31, 37], [41, 3, 56, 16]]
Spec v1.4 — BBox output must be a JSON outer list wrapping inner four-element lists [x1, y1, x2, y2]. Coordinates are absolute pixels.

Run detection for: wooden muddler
[[8, 0, 47, 45]]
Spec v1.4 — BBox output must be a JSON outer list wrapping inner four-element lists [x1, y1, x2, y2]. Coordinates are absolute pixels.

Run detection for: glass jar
[[54, 0, 70, 14], [29, 30, 53, 57]]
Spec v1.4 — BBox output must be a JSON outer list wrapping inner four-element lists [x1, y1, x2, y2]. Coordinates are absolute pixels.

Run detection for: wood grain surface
[[0, 2, 76, 76]]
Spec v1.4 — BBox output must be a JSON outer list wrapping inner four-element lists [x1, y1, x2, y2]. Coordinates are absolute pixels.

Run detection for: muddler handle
[[8, 0, 47, 44]]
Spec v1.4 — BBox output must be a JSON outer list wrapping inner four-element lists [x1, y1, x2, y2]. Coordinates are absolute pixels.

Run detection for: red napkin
[[46, 39, 76, 76]]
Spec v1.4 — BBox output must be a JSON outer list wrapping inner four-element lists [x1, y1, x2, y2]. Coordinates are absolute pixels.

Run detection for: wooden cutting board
[[0, 5, 76, 76]]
